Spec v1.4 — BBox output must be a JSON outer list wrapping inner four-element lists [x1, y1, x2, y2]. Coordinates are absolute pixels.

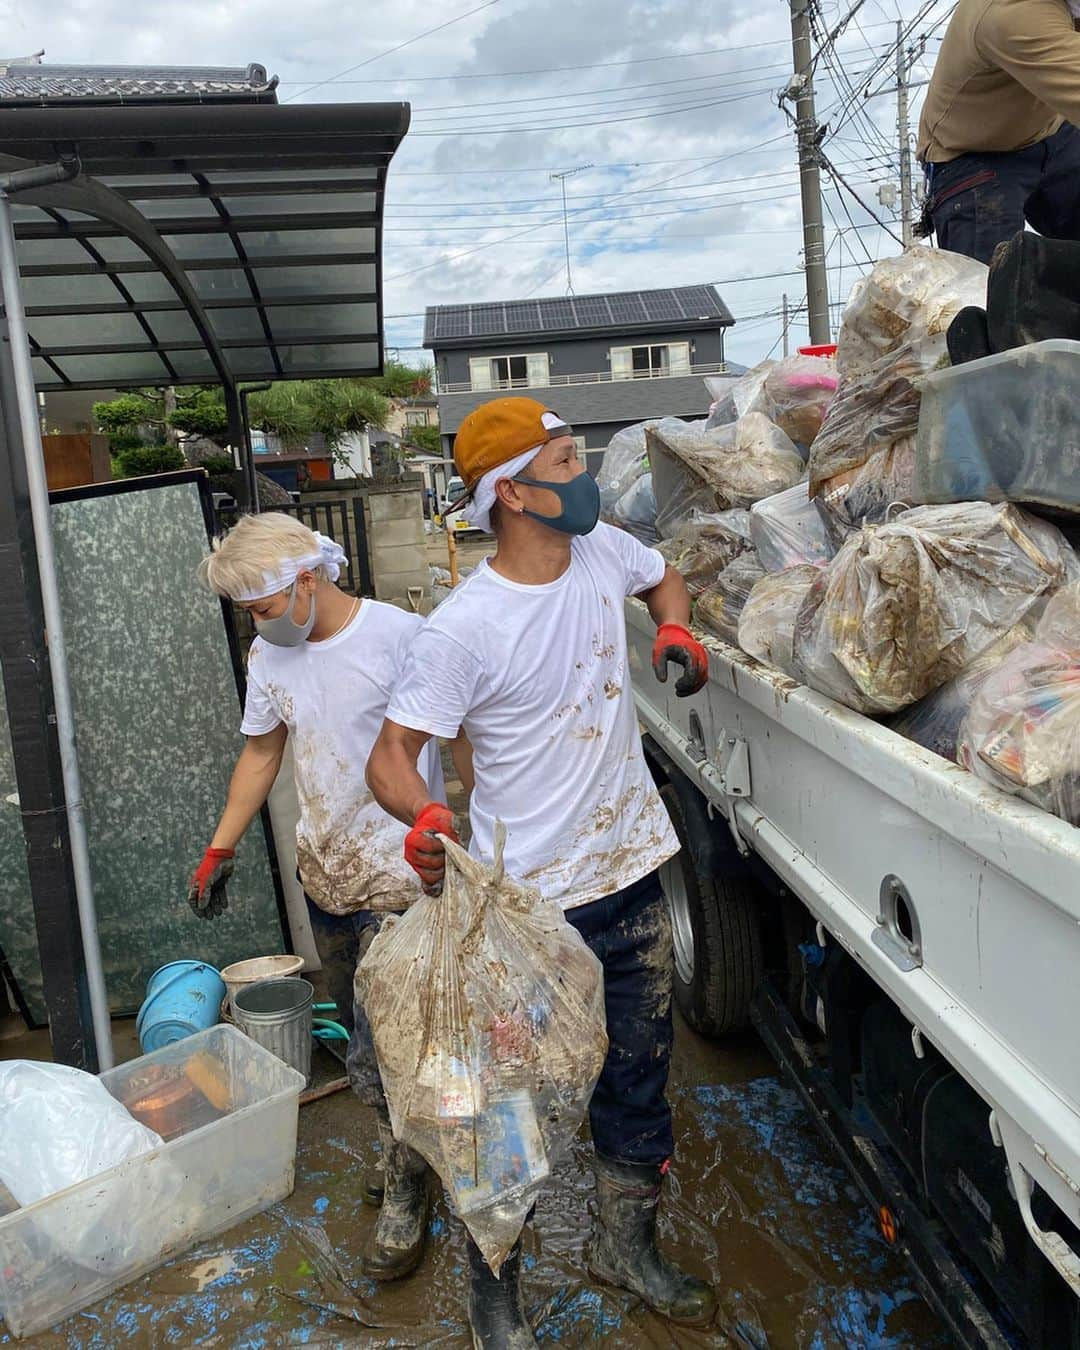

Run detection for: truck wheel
[[658, 782, 764, 1037]]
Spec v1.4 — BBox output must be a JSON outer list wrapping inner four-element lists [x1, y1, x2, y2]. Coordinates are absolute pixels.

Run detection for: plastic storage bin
[[913, 339, 1080, 515], [0, 1024, 304, 1340]]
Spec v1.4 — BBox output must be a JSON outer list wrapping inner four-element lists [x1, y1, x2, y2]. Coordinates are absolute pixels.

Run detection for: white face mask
[[253, 581, 316, 647]]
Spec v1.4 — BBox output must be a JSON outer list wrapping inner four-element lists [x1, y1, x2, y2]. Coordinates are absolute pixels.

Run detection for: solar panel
[[640, 291, 683, 322], [504, 301, 540, 332], [677, 285, 723, 318], [572, 296, 610, 326], [538, 298, 575, 330], [469, 305, 506, 336], [608, 293, 648, 324], [435, 306, 471, 338]]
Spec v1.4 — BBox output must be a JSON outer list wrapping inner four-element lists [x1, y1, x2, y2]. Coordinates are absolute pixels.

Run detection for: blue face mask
[[513, 469, 601, 536]]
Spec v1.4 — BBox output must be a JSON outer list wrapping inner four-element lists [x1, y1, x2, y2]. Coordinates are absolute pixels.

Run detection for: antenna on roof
[[549, 164, 593, 296]]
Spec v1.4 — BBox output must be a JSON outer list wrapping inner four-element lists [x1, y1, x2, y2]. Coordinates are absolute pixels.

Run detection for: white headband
[[232, 531, 348, 601], [460, 411, 567, 531]]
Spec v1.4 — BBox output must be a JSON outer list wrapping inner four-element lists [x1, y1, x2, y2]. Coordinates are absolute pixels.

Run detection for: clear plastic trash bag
[[958, 584, 1080, 823], [648, 413, 804, 539], [0, 1060, 177, 1276], [357, 825, 607, 1274], [749, 482, 833, 572], [597, 422, 650, 516], [708, 357, 837, 454], [791, 503, 1075, 715], [656, 509, 753, 596], [696, 554, 766, 646], [738, 564, 823, 670], [612, 471, 658, 544]]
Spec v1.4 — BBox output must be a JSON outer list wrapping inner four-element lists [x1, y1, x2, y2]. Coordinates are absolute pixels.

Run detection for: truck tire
[[657, 781, 764, 1037]]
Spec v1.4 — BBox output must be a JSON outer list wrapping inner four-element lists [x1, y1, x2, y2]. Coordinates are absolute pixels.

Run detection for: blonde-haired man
[[192, 511, 466, 1281]]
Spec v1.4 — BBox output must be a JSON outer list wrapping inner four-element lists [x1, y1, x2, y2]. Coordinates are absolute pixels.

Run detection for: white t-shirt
[[242, 600, 443, 915], [386, 522, 679, 910]]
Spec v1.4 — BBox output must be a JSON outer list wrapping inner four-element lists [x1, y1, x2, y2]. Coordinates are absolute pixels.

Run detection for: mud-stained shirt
[[386, 522, 679, 911], [242, 601, 443, 915]]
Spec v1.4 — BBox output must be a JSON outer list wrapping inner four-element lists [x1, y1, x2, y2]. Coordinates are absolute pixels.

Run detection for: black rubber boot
[[360, 1115, 430, 1281], [587, 1153, 716, 1326], [466, 1234, 537, 1349]]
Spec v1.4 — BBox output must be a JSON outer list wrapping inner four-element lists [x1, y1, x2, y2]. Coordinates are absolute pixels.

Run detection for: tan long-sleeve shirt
[[917, 0, 1080, 163]]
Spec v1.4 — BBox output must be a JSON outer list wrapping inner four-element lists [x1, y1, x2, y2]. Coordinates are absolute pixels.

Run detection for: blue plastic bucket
[[136, 960, 226, 1052]]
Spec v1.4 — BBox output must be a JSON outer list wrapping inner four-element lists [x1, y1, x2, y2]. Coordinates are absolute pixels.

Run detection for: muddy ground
[[2, 1017, 950, 1349]]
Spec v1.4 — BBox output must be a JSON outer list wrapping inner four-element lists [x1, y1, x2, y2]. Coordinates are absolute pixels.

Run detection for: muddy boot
[[587, 1154, 716, 1326], [360, 1116, 430, 1280], [466, 1234, 537, 1348]]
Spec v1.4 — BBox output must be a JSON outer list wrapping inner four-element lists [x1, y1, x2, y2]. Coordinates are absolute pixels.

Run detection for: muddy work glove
[[188, 847, 235, 919], [652, 622, 709, 698], [404, 803, 459, 893]]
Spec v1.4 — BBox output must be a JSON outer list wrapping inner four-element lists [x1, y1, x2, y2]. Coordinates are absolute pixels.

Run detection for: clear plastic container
[[913, 340, 1080, 515], [0, 1025, 304, 1339]]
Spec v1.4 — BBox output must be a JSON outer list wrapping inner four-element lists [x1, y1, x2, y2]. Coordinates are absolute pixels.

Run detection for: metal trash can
[[232, 976, 314, 1084]]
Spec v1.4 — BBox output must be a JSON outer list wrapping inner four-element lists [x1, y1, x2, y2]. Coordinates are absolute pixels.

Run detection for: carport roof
[[0, 98, 410, 391]]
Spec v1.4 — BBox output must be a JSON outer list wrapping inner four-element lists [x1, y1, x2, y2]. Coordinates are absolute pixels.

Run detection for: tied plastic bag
[[656, 509, 753, 596], [597, 422, 650, 516], [696, 554, 766, 645], [0, 1060, 179, 1276], [889, 622, 1035, 761], [809, 250, 987, 531], [709, 357, 837, 453], [738, 564, 823, 670], [790, 503, 1075, 715], [814, 438, 917, 550], [357, 826, 607, 1273], [648, 413, 804, 539], [958, 585, 1080, 823], [750, 483, 833, 572], [612, 472, 658, 544]]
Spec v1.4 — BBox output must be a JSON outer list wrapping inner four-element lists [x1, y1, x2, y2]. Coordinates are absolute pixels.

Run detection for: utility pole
[[550, 164, 593, 295], [782, 294, 791, 356], [787, 0, 831, 344], [896, 21, 914, 247]]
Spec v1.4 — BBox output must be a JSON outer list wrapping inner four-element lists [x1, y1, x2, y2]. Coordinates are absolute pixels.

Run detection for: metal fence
[[215, 497, 373, 597]]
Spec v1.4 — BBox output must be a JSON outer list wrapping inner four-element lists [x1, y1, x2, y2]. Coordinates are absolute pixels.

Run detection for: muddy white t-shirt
[[242, 600, 443, 915], [386, 522, 679, 911]]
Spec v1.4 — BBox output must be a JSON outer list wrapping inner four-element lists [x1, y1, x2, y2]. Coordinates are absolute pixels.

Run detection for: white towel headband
[[233, 531, 348, 601]]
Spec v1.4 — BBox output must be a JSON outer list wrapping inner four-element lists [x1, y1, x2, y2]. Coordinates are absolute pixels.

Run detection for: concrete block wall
[[364, 484, 429, 607]]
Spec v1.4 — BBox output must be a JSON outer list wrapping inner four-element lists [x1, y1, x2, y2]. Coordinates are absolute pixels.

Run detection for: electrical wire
[[283, 0, 503, 103]]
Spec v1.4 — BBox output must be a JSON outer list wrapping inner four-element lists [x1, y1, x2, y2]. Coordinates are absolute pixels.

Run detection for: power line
[[276, 20, 909, 87], [283, 0, 503, 103]]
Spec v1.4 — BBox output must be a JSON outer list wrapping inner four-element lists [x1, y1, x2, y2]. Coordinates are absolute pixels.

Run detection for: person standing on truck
[[916, 0, 1080, 262], [188, 512, 470, 1283], [366, 397, 715, 1348]]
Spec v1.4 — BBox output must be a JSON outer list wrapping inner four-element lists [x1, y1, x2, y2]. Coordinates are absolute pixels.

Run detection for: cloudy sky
[[4, 0, 957, 369]]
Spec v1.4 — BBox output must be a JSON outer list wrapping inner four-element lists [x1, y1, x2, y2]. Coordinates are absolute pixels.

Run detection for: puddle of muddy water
[[5, 1017, 952, 1349]]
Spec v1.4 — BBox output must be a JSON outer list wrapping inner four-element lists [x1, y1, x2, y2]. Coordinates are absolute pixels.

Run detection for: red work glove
[[187, 847, 235, 920], [652, 622, 709, 698], [404, 803, 460, 891]]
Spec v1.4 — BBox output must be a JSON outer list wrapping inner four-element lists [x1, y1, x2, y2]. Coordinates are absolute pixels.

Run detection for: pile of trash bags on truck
[[597, 242, 1080, 827]]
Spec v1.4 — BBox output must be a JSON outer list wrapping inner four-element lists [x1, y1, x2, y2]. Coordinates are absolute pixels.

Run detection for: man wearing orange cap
[[367, 398, 713, 1346]]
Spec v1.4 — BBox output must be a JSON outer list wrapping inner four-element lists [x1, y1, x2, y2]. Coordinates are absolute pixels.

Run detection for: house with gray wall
[[424, 284, 736, 464]]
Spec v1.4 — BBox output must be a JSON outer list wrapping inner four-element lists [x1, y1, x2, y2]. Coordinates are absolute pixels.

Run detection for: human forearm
[[641, 564, 692, 629], [449, 729, 475, 797], [210, 729, 286, 849], [367, 721, 439, 826]]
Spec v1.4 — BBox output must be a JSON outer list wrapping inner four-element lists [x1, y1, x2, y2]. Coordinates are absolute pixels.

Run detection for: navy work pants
[[567, 870, 675, 1167], [928, 123, 1080, 265], [305, 897, 389, 1107]]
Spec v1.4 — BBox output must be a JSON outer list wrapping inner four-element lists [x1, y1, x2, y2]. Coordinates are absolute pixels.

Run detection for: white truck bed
[[625, 598, 1080, 1296]]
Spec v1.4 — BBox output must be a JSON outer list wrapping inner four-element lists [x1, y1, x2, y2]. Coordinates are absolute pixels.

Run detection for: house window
[[610, 342, 691, 380], [404, 409, 429, 427], [468, 352, 549, 391]]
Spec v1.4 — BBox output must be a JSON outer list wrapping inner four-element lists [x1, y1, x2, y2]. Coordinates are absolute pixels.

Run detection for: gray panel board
[[0, 478, 285, 1022]]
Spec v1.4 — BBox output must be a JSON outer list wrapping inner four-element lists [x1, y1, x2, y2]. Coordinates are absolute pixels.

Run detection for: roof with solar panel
[[424, 284, 734, 349]]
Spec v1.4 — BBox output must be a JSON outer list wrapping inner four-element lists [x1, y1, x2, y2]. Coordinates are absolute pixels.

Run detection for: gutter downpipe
[[0, 160, 114, 1069]]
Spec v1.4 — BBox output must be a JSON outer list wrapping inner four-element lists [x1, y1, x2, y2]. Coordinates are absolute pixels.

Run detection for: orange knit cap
[[453, 397, 570, 489]]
